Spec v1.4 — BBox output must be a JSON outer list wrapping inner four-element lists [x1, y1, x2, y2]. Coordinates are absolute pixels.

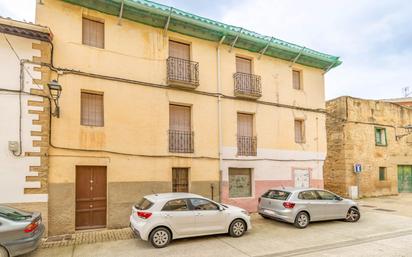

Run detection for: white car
[[129, 193, 251, 248]]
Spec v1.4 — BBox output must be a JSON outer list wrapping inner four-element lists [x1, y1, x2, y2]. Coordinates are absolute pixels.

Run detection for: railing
[[237, 136, 257, 156], [167, 57, 199, 87], [233, 72, 262, 98], [169, 130, 194, 153]]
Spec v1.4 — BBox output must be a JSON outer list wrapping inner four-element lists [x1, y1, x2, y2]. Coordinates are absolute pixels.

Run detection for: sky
[[1, 0, 411, 100]]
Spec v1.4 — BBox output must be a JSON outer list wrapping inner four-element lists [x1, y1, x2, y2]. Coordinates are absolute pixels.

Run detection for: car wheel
[[294, 212, 310, 229], [149, 227, 171, 248], [229, 219, 246, 237], [0, 246, 9, 257], [345, 207, 360, 222]]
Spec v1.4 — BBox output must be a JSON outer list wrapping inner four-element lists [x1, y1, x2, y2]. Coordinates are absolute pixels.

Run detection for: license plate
[[264, 209, 275, 215]]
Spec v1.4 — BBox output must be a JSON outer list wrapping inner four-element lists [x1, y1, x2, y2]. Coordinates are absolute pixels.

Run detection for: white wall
[[0, 33, 47, 203]]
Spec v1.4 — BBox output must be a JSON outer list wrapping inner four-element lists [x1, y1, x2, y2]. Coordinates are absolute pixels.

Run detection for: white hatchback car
[[129, 193, 251, 248]]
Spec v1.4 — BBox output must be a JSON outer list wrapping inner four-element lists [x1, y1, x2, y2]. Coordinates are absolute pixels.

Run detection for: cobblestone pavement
[[40, 227, 137, 248]]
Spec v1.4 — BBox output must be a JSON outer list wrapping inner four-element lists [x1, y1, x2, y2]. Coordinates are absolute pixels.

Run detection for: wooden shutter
[[82, 18, 104, 48], [236, 57, 252, 74], [237, 113, 253, 137], [169, 105, 191, 131], [169, 41, 190, 60], [293, 70, 301, 90], [81, 92, 104, 126], [295, 120, 304, 143], [172, 168, 189, 192]]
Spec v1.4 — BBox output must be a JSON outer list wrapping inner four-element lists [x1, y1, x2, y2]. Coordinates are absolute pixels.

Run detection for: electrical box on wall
[[8, 141, 20, 153]]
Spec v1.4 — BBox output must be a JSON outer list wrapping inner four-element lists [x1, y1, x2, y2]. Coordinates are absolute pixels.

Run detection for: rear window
[[262, 190, 290, 200], [134, 198, 153, 210], [0, 206, 32, 221]]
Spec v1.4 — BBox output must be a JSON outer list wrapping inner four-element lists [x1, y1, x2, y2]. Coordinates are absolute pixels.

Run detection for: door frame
[[75, 165, 108, 230], [292, 167, 312, 188]]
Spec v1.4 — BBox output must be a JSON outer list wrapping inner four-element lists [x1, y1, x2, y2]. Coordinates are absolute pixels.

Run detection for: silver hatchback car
[[0, 205, 44, 257], [258, 188, 360, 228]]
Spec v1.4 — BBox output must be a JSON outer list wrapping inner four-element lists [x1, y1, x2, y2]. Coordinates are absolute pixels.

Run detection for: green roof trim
[[62, 0, 342, 70]]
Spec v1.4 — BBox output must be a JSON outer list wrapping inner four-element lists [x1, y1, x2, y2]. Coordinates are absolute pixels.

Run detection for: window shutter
[[81, 92, 104, 126], [236, 57, 252, 74], [169, 41, 190, 60], [293, 70, 301, 90], [375, 129, 381, 144], [295, 120, 304, 143], [82, 18, 104, 48], [237, 113, 253, 137], [169, 105, 191, 131]]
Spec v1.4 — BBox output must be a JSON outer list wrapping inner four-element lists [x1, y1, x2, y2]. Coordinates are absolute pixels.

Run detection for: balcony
[[233, 72, 262, 99], [169, 130, 194, 153], [237, 136, 257, 156], [167, 57, 199, 89]]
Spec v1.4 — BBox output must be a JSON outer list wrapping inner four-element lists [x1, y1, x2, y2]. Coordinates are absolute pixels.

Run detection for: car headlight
[[241, 210, 250, 216]]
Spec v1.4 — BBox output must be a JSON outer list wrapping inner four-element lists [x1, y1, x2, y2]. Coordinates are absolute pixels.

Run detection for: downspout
[[217, 35, 225, 202]]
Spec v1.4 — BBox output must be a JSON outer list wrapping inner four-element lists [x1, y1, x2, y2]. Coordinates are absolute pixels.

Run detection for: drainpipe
[[217, 35, 225, 203]]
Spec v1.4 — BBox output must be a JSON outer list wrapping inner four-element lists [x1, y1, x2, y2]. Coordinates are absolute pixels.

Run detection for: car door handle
[[163, 214, 171, 217], [195, 213, 203, 216]]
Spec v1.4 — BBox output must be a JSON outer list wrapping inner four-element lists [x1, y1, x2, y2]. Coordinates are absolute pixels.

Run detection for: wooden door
[[169, 40, 190, 60], [172, 168, 189, 192], [76, 166, 107, 230], [398, 165, 412, 193]]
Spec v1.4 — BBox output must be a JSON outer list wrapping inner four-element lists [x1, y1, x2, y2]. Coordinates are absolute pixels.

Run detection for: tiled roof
[[0, 16, 52, 42]]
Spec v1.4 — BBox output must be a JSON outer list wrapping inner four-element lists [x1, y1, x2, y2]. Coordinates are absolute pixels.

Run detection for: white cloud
[[222, 0, 412, 99], [0, 0, 35, 22]]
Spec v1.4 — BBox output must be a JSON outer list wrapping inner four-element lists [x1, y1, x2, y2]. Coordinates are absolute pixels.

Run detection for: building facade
[[0, 18, 52, 232], [324, 96, 412, 198], [36, 0, 340, 235], [384, 97, 412, 108]]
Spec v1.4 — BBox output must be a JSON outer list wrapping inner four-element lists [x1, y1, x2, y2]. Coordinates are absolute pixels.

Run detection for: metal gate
[[398, 165, 412, 193]]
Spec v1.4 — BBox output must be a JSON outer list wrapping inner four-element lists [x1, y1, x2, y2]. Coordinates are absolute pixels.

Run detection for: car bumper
[[129, 215, 150, 241], [258, 208, 295, 223], [4, 223, 45, 257]]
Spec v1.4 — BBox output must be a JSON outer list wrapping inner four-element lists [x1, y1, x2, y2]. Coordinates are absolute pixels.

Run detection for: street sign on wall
[[354, 163, 362, 174]]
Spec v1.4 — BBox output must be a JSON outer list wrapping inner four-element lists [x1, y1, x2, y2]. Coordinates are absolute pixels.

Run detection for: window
[[316, 190, 337, 200], [169, 105, 193, 153], [81, 92, 104, 127], [189, 198, 219, 211], [375, 127, 387, 146], [294, 119, 305, 143], [292, 70, 302, 90], [298, 191, 319, 200], [134, 198, 153, 210], [229, 168, 252, 198], [162, 199, 189, 211], [262, 190, 290, 200], [82, 18, 104, 48], [236, 56, 252, 74], [172, 168, 189, 192], [379, 167, 387, 181]]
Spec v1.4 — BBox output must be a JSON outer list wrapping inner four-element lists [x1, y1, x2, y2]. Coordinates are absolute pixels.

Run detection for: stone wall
[[324, 96, 412, 197]]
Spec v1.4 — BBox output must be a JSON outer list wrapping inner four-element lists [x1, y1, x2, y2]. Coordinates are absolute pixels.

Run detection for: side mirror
[[335, 196, 343, 201], [218, 205, 225, 211]]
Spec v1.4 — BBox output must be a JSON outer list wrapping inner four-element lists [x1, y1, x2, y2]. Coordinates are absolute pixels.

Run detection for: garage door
[[398, 165, 412, 193]]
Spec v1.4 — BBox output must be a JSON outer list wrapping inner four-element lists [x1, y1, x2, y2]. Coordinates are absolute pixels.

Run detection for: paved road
[[26, 194, 412, 257]]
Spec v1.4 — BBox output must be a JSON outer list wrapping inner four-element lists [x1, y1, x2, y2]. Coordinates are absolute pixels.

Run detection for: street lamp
[[48, 79, 62, 118]]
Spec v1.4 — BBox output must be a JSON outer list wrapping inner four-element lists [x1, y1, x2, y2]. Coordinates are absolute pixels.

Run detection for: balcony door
[[236, 57, 252, 74], [169, 41, 192, 83], [169, 105, 193, 153], [169, 40, 190, 60], [237, 113, 255, 156]]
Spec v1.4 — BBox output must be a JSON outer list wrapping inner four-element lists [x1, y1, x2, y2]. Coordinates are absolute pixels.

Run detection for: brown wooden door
[[236, 57, 252, 74], [169, 40, 190, 60], [76, 166, 107, 230], [237, 113, 253, 137]]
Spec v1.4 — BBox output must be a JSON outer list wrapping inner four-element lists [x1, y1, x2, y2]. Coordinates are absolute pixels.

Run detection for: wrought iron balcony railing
[[233, 72, 262, 99], [167, 57, 199, 88], [169, 130, 194, 153], [237, 136, 257, 156]]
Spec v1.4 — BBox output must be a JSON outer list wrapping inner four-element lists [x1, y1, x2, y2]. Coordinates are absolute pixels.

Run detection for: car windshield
[[262, 190, 290, 200], [0, 206, 32, 221], [134, 198, 153, 210]]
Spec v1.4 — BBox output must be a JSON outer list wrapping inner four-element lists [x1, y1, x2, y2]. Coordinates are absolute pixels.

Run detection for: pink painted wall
[[221, 179, 324, 212]]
